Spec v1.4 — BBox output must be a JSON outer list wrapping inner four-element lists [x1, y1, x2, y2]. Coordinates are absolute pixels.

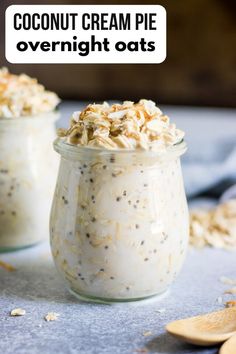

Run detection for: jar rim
[[0, 110, 59, 123], [54, 137, 187, 159]]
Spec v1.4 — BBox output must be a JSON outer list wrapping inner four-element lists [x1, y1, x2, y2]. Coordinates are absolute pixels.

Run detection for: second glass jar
[[0, 112, 59, 251]]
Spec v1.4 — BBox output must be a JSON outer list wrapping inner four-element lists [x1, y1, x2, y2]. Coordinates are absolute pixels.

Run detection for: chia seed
[[86, 233, 90, 238], [100, 268, 104, 272], [116, 197, 121, 202], [135, 224, 139, 229], [144, 257, 149, 261], [141, 240, 145, 245], [104, 245, 109, 249], [90, 178, 94, 183], [110, 156, 115, 163], [62, 196, 69, 204], [91, 217, 96, 222]]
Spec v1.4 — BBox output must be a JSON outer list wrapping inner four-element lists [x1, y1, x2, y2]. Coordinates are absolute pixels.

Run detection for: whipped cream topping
[[58, 100, 184, 151], [0, 68, 60, 118]]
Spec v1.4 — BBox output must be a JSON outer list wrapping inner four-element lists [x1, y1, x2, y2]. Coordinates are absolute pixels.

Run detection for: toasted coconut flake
[[58, 99, 184, 151], [0, 67, 59, 118]]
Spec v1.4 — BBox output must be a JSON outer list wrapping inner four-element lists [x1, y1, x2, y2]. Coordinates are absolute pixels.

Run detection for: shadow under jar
[[0, 112, 59, 252], [50, 139, 189, 302]]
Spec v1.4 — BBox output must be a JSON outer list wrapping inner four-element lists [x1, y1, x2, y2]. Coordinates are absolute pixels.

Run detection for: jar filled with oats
[[0, 68, 60, 251], [51, 100, 189, 302]]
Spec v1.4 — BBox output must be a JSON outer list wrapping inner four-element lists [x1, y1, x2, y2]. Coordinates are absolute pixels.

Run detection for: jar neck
[[54, 138, 187, 165], [0, 111, 59, 126]]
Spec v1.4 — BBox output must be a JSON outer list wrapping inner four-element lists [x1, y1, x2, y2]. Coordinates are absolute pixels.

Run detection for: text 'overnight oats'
[[0, 68, 59, 251], [51, 100, 189, 302]]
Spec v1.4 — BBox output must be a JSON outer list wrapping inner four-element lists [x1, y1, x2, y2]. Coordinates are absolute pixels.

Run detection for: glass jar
[[0, 112, 59, 252], [50, 139, 189, 302]]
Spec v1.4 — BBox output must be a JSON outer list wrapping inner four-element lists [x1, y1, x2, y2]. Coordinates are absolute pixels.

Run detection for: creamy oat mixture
[[0, 113, 59, 249], [58, 100, 184, 151], [51, 101, 188, 300], [0, 69, 59, 250], [0, 67, 59, 118]]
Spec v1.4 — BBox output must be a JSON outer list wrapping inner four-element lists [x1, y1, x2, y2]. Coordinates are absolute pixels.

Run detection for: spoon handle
[[219, 334, 236, 354]]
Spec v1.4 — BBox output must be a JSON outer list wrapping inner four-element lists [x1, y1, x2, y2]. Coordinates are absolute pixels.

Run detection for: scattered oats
[[142, 331, 153, 337], [224, 287, 236, 295], [225, 300, 236, 308], [190, 200, 236, 250], [0, 260, 16, 272], [44, 312, 60, 321], [10, 308, 26, 316], [58, 100, 184, 151], [220, 276, 236, 285]]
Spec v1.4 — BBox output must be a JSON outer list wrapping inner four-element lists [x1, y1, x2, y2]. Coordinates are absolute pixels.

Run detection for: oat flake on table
[[189, 199, 236, 250], [10, 308, 26, 316], [44, 312, 60, 321]]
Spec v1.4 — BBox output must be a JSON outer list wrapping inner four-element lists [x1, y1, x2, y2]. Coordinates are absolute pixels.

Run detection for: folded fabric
[[183, 146, 236, 197]]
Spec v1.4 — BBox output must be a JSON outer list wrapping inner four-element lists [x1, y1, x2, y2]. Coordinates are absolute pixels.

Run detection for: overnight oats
[[50, 100, 189, 302], [0, 68, 60, 251]]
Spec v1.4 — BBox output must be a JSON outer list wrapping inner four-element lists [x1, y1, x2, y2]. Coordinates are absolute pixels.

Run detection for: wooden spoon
[[166, 308, 236, 346], [219, 334, 236, 354]]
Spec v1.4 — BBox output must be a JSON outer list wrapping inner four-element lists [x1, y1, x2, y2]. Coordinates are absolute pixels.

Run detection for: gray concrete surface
[[0, 242, 235, 354]]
